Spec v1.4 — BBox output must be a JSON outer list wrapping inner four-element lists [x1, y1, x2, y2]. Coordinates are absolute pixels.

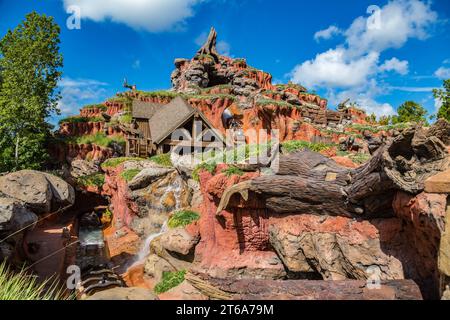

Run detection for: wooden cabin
[[125, 96, 224, 157]]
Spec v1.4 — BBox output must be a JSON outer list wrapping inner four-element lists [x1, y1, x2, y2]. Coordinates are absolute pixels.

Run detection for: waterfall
[[132, 175, 184, 265]]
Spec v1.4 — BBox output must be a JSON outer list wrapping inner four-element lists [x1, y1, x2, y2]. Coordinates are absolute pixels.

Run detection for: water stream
[[131, 175, 184, 266]]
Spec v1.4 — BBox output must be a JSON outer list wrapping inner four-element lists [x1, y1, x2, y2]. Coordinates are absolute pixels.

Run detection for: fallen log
[[217, 121, 450, 218]]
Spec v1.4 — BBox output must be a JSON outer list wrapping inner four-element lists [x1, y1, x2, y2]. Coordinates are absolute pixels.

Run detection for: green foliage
[[222, 166, 244, 177], [433, 79, 450, 121], [138, 90, 180, 99], [192, 162, 217, 182], [282, 140, 334, 153], [378, 115, 391, 126], [0, 261, 71, 300], [366, 113, 377, 124], [103, 208, 113, 219], [119, 113, 132, 124], [186, 93, 236, 102], [392, 101, 428, 124], [77, 173, 105, 188], [101, 157, 144, 169], [149, 153, 172, 167], [68, 133, 125, 148], [58, 116, 103, 125], [256, 98, 294, 108], [154, 270, 186, 294], [82, 104, 107, 111], [349, 153, 371, 164], [0, 12, 63, 172], [168, 210, 200, 229], [275, 83, 307, 92], [120, 168, 141, 182]]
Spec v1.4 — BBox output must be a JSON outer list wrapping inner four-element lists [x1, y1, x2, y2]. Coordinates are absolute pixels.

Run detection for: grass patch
[[275, 83, 307, 92], [58, 116, 103, 125], [101, 157, 144, 169], [137, 90, 180, 99], [120, 168, 141, 182], [149, 153, 172, 167], [154, 270, 186, 294], [349, 153, 371, 164], [81, 104, 107, 111], [0, 261, 71, 300], [77, 173, 105, 188], [282, 140, 335, 153], [256, 98, 295, 108], [69, 133, 125, 149], [119, 113, 132, 124], [192, 162, 217, 182], [222, 166, 244, 177], [186, 93, 236, 102], [168, 210, 200, 229]]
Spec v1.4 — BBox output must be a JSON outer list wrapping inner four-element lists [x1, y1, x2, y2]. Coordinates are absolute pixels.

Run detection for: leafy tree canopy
[[0, 12, 62, 172], [433, 79, 450, 122], [392, 101, 428, 125]]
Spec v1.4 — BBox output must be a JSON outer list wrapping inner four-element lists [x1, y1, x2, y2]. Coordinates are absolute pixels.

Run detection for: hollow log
[[217, 121, 450, 218], [196, 27, 220, 62]]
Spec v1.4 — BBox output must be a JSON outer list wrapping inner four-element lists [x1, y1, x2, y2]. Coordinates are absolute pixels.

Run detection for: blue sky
[[1, 0, 449, 124]]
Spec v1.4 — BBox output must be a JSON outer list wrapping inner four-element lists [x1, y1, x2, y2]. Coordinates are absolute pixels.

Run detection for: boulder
[[70, 159, 99, 178], [170, 153, 201, 177], [0, 170, 52, 213], [87, 287, 158, 300], [128, 167, 175, 191], [0, 170, 75, 213], [0, 198, 38, 233], [158, 280, 209, 300], [144, 254, 176, 282], [160, 227, 200, 256], [42, 172, 75, 208], [424, 169, 450, 194], [268, 215, 405, 280]]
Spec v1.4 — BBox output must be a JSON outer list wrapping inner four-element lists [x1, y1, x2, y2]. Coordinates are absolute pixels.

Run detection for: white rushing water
[[132, 176, 184, 265]]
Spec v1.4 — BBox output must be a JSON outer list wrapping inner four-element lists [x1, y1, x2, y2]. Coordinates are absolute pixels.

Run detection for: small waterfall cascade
[[132, 175, 184, 265]]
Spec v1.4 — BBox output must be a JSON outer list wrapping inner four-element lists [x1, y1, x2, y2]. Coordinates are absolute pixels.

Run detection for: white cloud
[[289, 0, 438, 116], [57, 77, 108, 116], [390, 86, 434, 92], [63, 0, 204, 32], [434, 97, 443, 113], [379, 57, 409, 75], [290, 48, 379, 88], [435, 67, 450, 79], [344, 0, 437, 56], [314, 25, 342, 42]]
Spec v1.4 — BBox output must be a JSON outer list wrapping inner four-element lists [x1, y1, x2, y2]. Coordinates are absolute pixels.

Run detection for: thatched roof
[[132, 100, 163, 119]]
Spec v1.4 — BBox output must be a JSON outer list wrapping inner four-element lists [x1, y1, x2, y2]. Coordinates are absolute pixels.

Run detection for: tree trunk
[[217, 122, 450, 218], [14, 132, 20, 169]]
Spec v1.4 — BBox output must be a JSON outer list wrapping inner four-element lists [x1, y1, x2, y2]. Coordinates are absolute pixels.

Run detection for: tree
[[433, 79, 450, 121], [378, 115, 391, 126], [366, 113, 376, 124], [0, 12, 62, 172], [392, 101, 428, 124]]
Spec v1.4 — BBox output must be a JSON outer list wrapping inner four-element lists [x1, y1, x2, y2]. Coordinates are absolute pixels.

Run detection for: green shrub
[[282, 140, 334, 153], [71, 133, 125, 149], [58, 116, 103, 125], [82, 104, 107, 111], [256, 98, 294, 108], [149, 153, 172, 167], [101, 157, 144, 169], [168, 210, 200, 229], [222, 166, 244, 177], [349, 153, 371, 164], [154, 270, 186, 294], [0, 261, 71, 300], [119, 114, 132, 124], [77, 173, 105, 187], [120, 168, 141, 182], [192, 162, 217, 182], [138, 90, 180, 99]]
